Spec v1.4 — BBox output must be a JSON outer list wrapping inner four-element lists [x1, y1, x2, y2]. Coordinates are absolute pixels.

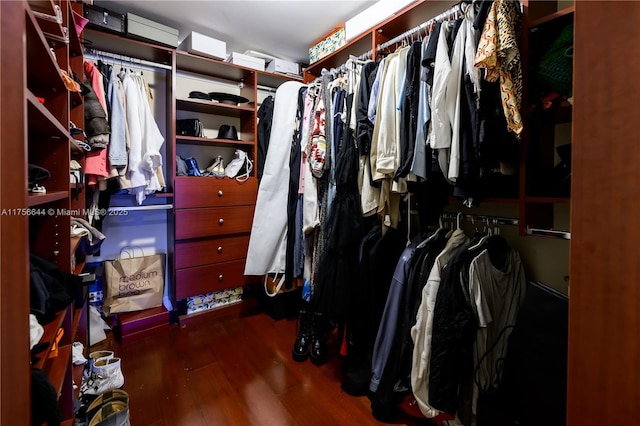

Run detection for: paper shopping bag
[[103, 249, 165, 316]]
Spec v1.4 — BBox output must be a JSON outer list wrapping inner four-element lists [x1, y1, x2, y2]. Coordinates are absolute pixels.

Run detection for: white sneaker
[[81, 357, 124, 396], [72, 342, 87, 366]]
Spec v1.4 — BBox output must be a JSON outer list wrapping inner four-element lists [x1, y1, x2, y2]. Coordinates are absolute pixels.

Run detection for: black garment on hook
[[257, 95, 274, 181], [395, 41, 422, 180]]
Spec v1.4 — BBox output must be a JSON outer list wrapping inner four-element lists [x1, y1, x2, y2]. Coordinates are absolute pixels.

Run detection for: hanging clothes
[[475, 0, 523, 138], [314, 89, 363, 320], [411, 228, 470, 418], [468, 245, 527, 415], [257, 95, 275, 181], [245, 81, 305, 277]]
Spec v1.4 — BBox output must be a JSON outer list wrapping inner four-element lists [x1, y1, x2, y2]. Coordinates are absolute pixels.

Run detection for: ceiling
[[94, 0, 378, 64]]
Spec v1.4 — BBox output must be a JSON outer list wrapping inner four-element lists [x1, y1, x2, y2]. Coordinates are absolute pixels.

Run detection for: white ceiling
[[94, 0, 378, 64]]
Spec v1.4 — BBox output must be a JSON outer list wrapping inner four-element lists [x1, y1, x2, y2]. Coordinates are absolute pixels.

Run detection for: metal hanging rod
[[84, 48, 173, 71], [440, 212, 519, 227], [526, 227, 571, 240], [440, 212, 571, 240], [256, 84, 278, 94], [357, 2, 466, 60], [108, 204, 173, 212]]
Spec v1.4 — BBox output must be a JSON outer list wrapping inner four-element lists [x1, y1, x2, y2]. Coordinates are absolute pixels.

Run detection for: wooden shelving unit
[[176, 98, 254, 117], [176, 135, 255, 147], [27, 191, 69, 206]]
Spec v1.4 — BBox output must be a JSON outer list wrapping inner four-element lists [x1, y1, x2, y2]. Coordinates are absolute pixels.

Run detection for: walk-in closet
[[1, 1, 638, 425]]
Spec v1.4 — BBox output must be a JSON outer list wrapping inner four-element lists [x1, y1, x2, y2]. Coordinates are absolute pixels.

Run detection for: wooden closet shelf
[[27, 91, 72, 141], [33, 306, 69, 370], [73, 261, 85, 276], [70, 236, 82, 257], [84, 28, 173, 65], [176, 135, 255, 147], [67, 5, 83, 58], [27, 0, 58, 16], [529, 5, 575, 29], [525, 196, 571, 204], [27, 191, 69, 207], [45, 344, 71, 397], [71, 307, 84, 339], [26, 7, 66, 97], [70, 90, 83, 109], [176, 98, 254, 117], [37, 20, 66, 45], [256, 71, 303, 88], [176, 51, 253, 82]]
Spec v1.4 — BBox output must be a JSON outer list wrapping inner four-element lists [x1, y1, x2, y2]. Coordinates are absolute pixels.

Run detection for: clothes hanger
[[467, 217, 491, 251]]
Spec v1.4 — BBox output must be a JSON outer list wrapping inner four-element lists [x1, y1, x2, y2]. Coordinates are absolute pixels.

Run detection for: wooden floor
[[91, 300, 432, 426]]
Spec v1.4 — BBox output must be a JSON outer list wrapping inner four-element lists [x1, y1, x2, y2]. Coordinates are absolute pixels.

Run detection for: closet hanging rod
[[440, 212, 519, 226], [84, 48, 173, 71], [357, 2, 466, 60], [107, 204, 173, 212], [526, 227, 571, 240], [256, 84, 278, 94]]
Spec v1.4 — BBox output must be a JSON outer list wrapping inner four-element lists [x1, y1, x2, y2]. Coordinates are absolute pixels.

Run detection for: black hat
[[189, 91, 212, 101], [209, 92, 249, 105], [218, 125, 239, 140]]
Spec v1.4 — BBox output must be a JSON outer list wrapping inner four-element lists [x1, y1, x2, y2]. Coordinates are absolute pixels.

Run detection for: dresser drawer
[[174, 177, 257, 209], [175, 206, 254, 240], [175, 235, 249, 269], [176, 259, 250, 300]]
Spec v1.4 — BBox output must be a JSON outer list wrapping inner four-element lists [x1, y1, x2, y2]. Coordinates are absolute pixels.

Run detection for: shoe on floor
[[88, 400, 130, 426], [81, 357, 124, 396]]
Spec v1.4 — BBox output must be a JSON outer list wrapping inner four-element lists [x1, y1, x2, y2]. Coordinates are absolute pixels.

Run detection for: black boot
[[310, 312, 328, 365], [292, 308, 312, 362]]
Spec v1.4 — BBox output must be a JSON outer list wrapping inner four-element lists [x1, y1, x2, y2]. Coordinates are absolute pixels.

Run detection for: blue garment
[[369, 237, 421, 393], [107, 68, 127, 167], [367, 57, 387, 124]]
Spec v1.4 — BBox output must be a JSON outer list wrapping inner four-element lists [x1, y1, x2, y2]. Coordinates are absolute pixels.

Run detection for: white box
[[229, 52, 265, 71], [179, 31, 226, 60], [266, 59, 300, 76]]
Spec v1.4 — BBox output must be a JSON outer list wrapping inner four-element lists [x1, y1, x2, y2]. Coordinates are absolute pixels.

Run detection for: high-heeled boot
[[292, 307, 312, 362], [310, 311, 328, 365]]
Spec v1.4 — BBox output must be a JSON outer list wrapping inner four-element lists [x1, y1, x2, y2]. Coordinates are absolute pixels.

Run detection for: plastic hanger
[[467, 218, 491, 251]]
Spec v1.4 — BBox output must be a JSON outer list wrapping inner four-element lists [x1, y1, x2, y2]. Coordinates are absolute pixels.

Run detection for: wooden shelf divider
[[27, 191, 69, 207], [528, 5, 575, 29], [44, 344, 72, 396]]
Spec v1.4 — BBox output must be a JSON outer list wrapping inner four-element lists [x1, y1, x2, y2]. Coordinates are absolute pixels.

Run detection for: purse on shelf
[[184, 157, 202, 176], [225, 149, 253, 181], [176, 118, 203, 137]]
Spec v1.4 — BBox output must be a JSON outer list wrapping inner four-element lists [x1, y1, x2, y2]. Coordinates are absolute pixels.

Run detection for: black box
[[83, 4, 125, 34]]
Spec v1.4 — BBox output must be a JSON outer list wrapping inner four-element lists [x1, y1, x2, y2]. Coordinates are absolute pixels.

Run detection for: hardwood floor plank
[[187, 362, 254, 425], [88, 303, 429, 426]]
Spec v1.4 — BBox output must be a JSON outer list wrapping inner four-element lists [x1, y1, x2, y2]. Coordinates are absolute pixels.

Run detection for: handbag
[[537, 23, 574, 96], [184, 157, 202, 176], [225, 149, 253, 181], [103, 247, 165, 316], [176, 118, 203, 137]]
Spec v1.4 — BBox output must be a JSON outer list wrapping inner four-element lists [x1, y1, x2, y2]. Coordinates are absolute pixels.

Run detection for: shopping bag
[[103, 247, 165, 316]]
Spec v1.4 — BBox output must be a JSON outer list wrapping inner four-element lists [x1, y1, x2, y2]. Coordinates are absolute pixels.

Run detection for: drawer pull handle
[[218, 274, 224, 282], [217, 246, 223, 253], [218, 218, 224, 225], [218, 190, 223, 197]]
